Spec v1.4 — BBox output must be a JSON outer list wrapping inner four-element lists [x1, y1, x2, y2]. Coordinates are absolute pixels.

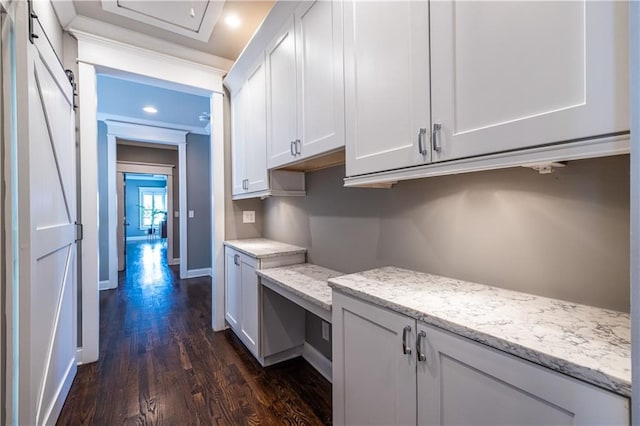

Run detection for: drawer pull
[[402, 325, 412, 355], [417, 330, 427, 362]]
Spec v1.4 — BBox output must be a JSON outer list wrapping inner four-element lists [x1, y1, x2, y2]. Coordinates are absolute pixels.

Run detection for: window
[[139, 187, 167, 230]]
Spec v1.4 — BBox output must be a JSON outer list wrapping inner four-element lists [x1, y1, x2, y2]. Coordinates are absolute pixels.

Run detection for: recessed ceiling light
[[224, 14, 241, 29], [143, 106, 158, 114]]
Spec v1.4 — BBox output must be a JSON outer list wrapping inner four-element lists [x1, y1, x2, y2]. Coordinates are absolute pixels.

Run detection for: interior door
[[117, 172, 125, 271], [17, 12, 78, 425]]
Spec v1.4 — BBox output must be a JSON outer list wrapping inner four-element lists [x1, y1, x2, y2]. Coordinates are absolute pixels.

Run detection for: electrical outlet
[[243, 211, 255, 224], [174, 211, 179, 217], [188, 210, 195, 218], [322, 321, 330, 341]]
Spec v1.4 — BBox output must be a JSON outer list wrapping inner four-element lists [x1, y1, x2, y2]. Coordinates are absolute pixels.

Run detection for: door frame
[[105, 119, 186, 289], [72, 31, 227, 364], [116, 162, 175, 276], [630, 1, 639, 420]]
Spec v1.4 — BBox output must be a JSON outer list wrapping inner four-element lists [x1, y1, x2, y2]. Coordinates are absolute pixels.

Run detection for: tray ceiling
[[101, 0, 223, 42], [68, 0, 274, 61]]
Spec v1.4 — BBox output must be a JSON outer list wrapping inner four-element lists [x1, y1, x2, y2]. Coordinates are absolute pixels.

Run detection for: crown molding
[[98, 112, 210, 136], [68, 15, 234, 72]]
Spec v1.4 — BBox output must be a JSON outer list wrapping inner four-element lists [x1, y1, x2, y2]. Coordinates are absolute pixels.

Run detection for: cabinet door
[[344, 1, 430, 177], [267, 17, 298, 169], [239, 254, 259, 357], [224, 248, 241, 330], [332, 292, 416, 426], [245, 56, 269, 193], [430, 1, 629, 162], [295, 0, 345, 160], [230, 87, 247, 196], [417, 323, 629, 425]]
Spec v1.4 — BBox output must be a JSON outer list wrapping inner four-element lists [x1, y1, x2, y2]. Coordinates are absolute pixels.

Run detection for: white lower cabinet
[[224, 246, 306, 365], [225, 247, 260, 358], [332, 291, 630, 426]]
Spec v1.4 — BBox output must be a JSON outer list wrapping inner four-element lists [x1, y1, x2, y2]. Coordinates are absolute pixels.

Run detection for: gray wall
[[264, 155, 630, 312], [186, 133, 212, 270], [264, 155, 631, 359], [116, 143, 180, 257]]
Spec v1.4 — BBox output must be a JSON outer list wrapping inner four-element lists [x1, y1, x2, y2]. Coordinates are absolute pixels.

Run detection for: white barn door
[[15, 9, 78, 425]]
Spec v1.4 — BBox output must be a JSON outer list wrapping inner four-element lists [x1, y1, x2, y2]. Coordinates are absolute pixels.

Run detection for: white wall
[[32, 0, 63, 58]]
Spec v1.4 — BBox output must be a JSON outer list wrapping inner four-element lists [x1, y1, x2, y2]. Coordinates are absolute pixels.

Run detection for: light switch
[[188, 210, 194, 218], [174, 211, 179, 217], [243, 211, 255, 224]]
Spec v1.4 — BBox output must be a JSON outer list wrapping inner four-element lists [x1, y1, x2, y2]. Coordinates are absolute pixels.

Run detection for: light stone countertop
[[328, 266, 631, 397], [224, 238, 306, 259], [256, 263, 343, 312]]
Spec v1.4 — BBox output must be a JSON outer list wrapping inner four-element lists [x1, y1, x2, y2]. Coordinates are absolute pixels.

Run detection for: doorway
[[75, 34, 226, 365], [117, 169, 172, 274]]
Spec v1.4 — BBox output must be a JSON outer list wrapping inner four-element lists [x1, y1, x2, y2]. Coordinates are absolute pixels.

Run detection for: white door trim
[[116, 161, 176, 274], [630, 1, 639, 420], [106, 120, 186, 287], [74, 34, 226, 365]]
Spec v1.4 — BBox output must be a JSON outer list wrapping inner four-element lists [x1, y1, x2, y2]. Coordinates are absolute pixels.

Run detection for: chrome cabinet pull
[[418, 128, 427, 155], [296, 139, 301, 155], [290, 140, 296, 156], [402, 325, 412, 355], [234, 254, 239, 266], [432, 123, 442, 153], [417, 330, 427, 362]]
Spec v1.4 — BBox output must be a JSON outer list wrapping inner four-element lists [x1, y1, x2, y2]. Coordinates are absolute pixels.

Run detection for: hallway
[[57, 242, 331, 425]]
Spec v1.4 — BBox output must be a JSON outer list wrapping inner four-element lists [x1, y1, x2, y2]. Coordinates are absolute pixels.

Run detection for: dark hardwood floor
[[57, 240, 332, 425]]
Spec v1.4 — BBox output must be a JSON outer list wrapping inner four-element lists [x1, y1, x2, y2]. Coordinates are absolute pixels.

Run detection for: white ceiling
[[65, 0, 274, 61]]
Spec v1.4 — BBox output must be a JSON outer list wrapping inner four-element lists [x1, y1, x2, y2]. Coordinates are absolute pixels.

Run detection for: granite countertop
[[328, 266, 631, 397], [224, 238, 306, 259], [257, 263, 342, 312]]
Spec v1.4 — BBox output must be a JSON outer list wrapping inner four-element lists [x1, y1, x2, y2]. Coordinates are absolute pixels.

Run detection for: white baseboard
[[99, 280, 115, 291], [169, 258, 180, 265], [125, 235, 148, 241], [302, 342, 332, 383], [186, 267, 212, 278]]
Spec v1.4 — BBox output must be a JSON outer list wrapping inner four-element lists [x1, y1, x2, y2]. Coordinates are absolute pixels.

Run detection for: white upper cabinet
[[267, 1, 345, 169], [430, 0, 629, 162], [230, 86, 247, 196], [344, 1, 431, 177], [295, 0, 345, 161], [231, 56, 269, 197], [245, 57, 269, 193], [266, 17, 298, 169]]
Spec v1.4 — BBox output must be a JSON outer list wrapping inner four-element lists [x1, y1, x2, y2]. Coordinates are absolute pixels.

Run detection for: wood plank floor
[[57, 240, 332, 425]]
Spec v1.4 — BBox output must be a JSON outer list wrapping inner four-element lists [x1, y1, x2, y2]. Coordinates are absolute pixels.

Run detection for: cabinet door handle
[[234, 254, 239, 266], [296, 139, 301, 155], [417, 330, 427, 362], [402, 325, 412, 355], [418, 128, 427, 155], [432, 123, 442, 153], [290, 140, 295, 156]]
